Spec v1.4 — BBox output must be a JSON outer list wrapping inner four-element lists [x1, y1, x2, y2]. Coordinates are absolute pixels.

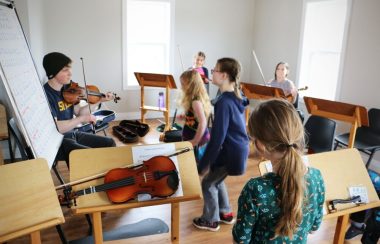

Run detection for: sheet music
[[0, 6, 62, 168], [132, 144, 184, 201]]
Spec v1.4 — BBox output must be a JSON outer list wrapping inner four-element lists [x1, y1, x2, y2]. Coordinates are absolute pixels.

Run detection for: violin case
[[112, 125, 138, 143], [119, 120, 150, 137], [75, 110, 116, 132], [162, 129, 183, 143]]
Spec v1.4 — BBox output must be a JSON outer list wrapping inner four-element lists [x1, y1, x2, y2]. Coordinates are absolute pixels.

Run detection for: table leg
[[0, 145, 3, 165], [333, 214, 349, 244], [245, 107, 250, 127], [171, 202, 180, 243], [30, 231, 41, 244], [92, 212, 103, 244]]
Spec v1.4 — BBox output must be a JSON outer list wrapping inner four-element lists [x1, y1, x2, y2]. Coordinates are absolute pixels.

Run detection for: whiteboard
[[0, 2, 63, 168]]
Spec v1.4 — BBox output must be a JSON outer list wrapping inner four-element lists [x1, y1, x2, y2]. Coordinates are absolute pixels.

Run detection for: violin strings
[[97, 174, 155, 192], [77, 170, 176, 195]]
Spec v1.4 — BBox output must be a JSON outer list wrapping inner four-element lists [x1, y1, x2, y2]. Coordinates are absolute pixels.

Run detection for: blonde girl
[[232, 99, 325, 243], [180, 70, 211, 161]]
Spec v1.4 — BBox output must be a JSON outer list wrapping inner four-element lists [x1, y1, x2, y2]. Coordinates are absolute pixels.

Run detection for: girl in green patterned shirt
[[232, 99, 325, 243]]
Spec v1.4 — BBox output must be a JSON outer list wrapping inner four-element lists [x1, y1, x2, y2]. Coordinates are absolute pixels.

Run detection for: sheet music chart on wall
[[0, 4, 63, 168]]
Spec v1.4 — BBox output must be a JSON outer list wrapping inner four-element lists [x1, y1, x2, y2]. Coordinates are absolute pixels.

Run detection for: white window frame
[[122, 0, 175, 90], [296, 0, 352, 101]]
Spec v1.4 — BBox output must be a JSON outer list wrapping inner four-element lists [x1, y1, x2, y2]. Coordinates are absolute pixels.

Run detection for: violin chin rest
[[167, 172, 179, 192]]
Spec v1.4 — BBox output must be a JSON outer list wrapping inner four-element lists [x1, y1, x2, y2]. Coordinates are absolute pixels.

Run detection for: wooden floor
[[7, 119, 363, 243]]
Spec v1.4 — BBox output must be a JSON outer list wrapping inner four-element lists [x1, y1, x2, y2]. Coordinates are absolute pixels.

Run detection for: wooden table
[[0, 158, 65, 243], [259, 149, 380, 244], [69, 141, 202, 243]]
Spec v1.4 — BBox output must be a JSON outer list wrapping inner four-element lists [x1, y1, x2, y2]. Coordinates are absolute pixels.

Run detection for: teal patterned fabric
[[232, 167, 325, 243]]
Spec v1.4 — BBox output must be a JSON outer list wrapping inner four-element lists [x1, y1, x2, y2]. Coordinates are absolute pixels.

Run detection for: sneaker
[[219, 212, 235, 225], [345, 224, 365, 240], [192, 217, 220, 231]]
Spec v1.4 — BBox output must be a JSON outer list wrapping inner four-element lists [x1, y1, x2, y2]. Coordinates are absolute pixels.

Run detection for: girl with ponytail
[[193, 58, 249, 231], [232, 99, 325, 243]]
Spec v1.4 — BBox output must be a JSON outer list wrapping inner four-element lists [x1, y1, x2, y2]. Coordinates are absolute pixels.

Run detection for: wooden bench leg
[[92, 212, 103, 244], [30, 231, 41, 244], [171, 202, 180, 243], [333, 214, 349, 244]]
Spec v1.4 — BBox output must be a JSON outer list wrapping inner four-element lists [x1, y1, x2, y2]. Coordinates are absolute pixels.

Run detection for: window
[[297, 0, 350, 100], [122, 0, 174, 89]]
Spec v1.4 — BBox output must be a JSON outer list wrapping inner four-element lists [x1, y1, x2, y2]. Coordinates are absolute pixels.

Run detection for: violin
[[62, 81, 121, 105], [283, 86, 308, 103], [57, 148, 191, 207]]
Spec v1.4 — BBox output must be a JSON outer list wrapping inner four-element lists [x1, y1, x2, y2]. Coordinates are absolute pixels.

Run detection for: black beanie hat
[[43, 52, 72, 79]]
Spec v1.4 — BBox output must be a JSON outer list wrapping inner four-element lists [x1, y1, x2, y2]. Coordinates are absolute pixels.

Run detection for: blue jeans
[[201, 166, 231, 222]]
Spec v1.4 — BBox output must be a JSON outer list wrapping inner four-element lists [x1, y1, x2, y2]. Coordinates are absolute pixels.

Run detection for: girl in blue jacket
[[193, 57, 249, 231]]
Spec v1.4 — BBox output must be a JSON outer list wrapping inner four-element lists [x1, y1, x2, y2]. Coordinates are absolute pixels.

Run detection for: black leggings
[[56, 131, 116, 164]]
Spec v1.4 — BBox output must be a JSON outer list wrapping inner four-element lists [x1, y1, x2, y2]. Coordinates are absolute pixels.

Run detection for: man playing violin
[[43, 52, 115, 164]]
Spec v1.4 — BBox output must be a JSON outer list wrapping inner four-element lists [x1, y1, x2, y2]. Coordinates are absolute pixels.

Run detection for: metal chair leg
[[52, 161, 65, 184], [86, 214, 93, 236], [366, 149, 376, 168], [334, 141, 340, 150], [7, 127, 14, 163], [55, 225, 68, 244]]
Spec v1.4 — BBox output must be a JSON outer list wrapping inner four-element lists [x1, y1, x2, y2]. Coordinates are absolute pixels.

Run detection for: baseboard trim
[[115, 111, 177, 121]]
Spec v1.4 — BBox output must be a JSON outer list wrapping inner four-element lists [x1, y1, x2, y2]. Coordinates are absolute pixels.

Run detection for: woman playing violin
[[43, 52, 115, 164], [268, 62, 298, 103]]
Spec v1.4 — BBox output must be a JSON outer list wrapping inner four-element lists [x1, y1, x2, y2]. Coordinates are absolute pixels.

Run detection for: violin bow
[[55, 147, 193, 191], [252, 50, 267, 86], [80, 57, 96, 133], [177, 44, 185, 71]]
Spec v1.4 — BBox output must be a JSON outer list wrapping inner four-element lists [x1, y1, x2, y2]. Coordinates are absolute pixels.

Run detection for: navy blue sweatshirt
[[199, 91, 249, 175]]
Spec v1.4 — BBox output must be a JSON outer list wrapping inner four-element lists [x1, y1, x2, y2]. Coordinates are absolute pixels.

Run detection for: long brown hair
[[216, 57, 243, 100], [274, 62, 289, 80], [248, 99, 306, 239], [180, 70, 211, 118]]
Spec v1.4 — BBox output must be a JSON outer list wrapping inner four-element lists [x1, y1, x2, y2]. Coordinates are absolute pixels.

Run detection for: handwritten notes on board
[[0, 6, 62, 168]]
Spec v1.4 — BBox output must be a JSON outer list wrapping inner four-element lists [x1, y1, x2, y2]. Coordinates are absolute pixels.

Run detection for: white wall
[[175, 0, 255, 97], [251, 0, 303, 85], [338, 0, 380, 109]]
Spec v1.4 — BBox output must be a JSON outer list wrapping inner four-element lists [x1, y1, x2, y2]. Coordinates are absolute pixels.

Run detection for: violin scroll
[[111, 93, 121, 103], [58, 186, 77, 208]]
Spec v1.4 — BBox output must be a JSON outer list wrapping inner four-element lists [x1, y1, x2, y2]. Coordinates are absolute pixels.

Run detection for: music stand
[[304, 96, 368, 148], [135, 73, 177, 131], [241, 83, 290, 125]]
